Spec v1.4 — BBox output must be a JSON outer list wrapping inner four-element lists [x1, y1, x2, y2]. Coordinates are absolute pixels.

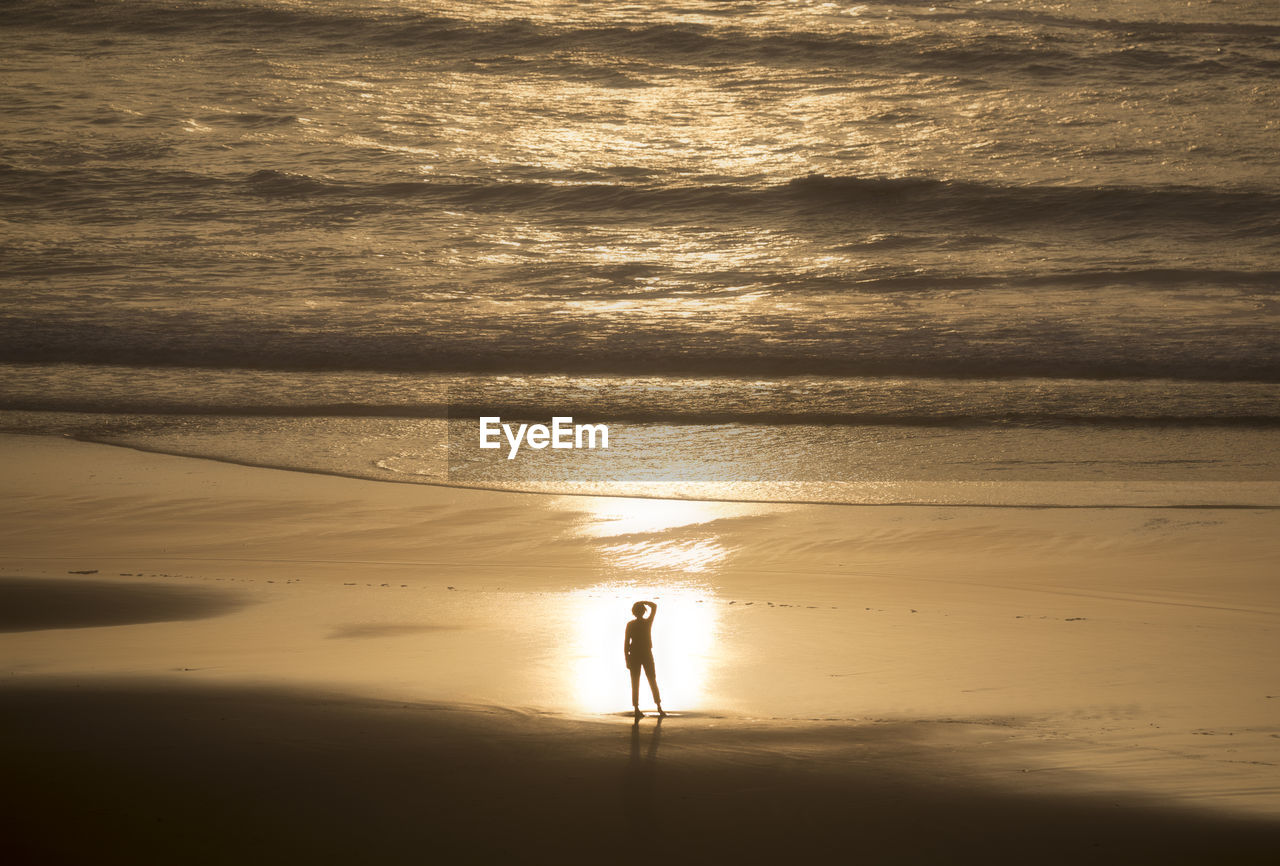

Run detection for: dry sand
[[1, 433, 1278, 863]]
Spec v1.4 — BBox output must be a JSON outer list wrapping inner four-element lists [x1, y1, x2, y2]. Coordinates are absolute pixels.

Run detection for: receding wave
[[781, 174, 1280, 232], [13, 0, 1278, 77], [1, 317, 1276, 381], [5, 164, 1278, 234], [832, 268, 1280, 291], [912, 7, 1280, 39], [233, 171, 1280, 233], [4, 398, 1279, 429]]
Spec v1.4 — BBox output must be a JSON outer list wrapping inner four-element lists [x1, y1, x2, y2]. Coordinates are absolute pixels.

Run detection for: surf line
[[479, 416, 610, 460]]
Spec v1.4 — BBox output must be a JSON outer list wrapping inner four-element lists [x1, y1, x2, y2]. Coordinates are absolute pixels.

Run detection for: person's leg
[[643, 656, 662, 709], [630, 662, 641, 710]]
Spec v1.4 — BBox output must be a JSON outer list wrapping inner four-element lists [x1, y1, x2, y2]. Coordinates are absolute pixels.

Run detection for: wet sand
[[2, 678, 1277, 866], [1, 434, 1278, 863]]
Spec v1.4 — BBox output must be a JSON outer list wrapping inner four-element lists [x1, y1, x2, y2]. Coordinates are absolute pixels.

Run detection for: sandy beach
[[8, 0, 1279, 861], [1, 433, 1278, 863]]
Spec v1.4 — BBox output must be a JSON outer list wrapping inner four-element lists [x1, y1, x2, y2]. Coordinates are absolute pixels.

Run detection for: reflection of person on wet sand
[[624, 714, 662, 826], [624, 600, 665, 720]]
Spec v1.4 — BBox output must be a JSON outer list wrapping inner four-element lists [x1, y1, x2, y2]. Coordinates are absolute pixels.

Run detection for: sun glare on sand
[[565, 496, 747, 537], [567, 582, 721, 714], [563, 496, 774, 573], [557, 497, 749, 713]]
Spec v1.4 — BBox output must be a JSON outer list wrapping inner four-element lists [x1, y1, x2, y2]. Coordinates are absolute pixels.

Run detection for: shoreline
[[34, 430, 1280, 509]]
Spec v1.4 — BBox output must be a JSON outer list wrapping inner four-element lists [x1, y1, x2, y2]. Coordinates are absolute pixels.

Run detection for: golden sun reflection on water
[[568, 583, 721, 715]]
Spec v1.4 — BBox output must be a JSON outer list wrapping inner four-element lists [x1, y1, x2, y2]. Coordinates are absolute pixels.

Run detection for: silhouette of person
[[624, 600, 665, 719]]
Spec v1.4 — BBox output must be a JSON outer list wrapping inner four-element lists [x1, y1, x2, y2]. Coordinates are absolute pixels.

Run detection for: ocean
[[2, 0, 1278, 505]]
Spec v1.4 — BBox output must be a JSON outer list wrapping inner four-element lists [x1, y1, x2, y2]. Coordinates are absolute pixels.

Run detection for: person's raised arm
[[644, 600, 657, 621]]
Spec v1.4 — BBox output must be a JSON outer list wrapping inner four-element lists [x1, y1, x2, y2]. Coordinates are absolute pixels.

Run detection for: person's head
[[632, 602, 646, 618]]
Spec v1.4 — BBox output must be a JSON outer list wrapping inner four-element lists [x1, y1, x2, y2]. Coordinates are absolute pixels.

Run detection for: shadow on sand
[[0, 679, 1276, 865], [0, 577, 248, 632]]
